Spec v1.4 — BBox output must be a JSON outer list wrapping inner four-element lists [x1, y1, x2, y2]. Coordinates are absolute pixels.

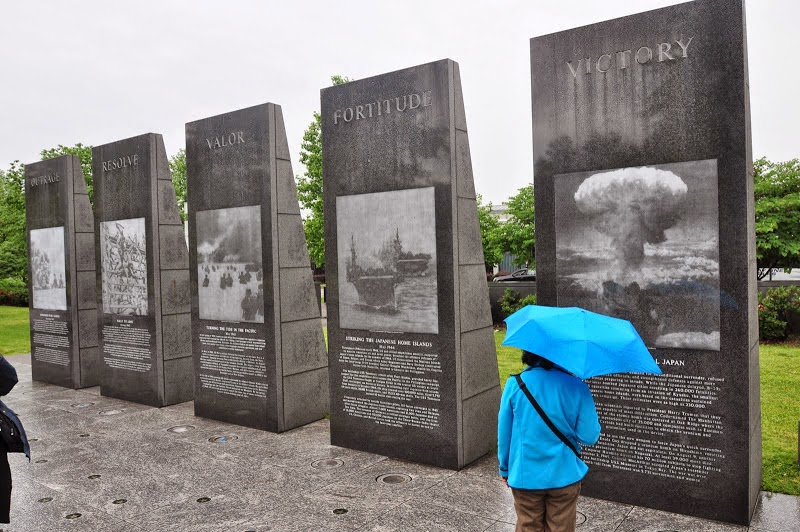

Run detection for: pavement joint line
[[417, 496, 513, 525]]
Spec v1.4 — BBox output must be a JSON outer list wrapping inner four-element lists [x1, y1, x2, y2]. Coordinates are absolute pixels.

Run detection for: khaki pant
[[511, 481, 581, 532]]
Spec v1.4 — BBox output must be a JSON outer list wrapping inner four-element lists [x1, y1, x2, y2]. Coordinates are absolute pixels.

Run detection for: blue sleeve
[[575, 382, 601, 446], [497, 378, 515, 478]]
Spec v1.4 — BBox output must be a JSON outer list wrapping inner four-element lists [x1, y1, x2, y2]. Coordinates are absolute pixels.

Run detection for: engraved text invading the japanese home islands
[[32, 312, 70, 366], [339, 334, 441, 429], [198, 324, 267, 399], [102, 316, 152, 373], [583, 372, 726, 482]]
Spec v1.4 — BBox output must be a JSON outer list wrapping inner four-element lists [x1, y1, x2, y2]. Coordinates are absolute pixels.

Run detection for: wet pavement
[[3, 354, 798, 531]]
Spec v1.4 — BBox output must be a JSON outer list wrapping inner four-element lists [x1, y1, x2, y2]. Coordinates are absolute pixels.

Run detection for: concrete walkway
[[2, 354, 798, 531]]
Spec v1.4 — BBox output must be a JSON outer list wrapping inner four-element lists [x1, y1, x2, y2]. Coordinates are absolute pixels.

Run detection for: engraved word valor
[[206, 132, 245, 149]]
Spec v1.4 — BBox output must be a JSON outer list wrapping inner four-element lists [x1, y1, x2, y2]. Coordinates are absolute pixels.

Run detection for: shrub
[[758, 304, 786, 341], [0, 278, 28, 306], [758, 286, 800, 341], [498, 288, 537, 320]]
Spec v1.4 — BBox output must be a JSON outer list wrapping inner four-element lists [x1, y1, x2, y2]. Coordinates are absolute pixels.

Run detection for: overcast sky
[[0, 1, 794, 205]]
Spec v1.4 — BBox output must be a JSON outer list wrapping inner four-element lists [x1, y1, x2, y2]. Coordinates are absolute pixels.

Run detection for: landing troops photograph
[[196, 205, 264, 323]]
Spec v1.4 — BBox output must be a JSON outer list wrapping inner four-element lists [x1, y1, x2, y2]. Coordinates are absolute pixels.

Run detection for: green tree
[[476, 194, 502, 269], [754, 157, 800, 280], [41, 143, 94, 204], [495, 185, 535, 268], [169, 149, 187, 222], [296, 75, 351, 270], [0, 162, 28, 281]]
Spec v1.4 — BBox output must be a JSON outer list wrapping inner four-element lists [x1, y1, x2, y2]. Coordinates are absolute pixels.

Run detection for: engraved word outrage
[[333, 91, 432, 125], [567, 37, 694, 77], [102, 155, 139, 172], [206, 132, 245, 149], [29, 173, 60, 187]]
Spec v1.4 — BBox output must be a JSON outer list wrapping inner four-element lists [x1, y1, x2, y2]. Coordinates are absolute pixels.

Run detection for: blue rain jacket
[[498, 366, 600, 490]]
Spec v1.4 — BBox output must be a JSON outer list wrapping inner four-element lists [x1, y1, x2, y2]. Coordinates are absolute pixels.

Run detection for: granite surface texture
[[25, 155, 99, 389], [92, 133, 193, 407], [532, 0, 758, 524], [3, 354, 795, 531], [321, 59, 500, 469], [185, 103, 327, 432]]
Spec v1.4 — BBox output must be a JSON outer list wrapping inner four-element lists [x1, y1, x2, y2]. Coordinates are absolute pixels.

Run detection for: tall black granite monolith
[[25, 155, 99, 389], [321, 60, 500, 469], [92, 133, 193, 407], [531, 0, 759, 524], [185, 104, 328, 432]]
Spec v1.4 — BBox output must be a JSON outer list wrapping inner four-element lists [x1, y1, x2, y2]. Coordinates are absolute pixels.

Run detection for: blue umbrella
[[502, 305, 662, 379]]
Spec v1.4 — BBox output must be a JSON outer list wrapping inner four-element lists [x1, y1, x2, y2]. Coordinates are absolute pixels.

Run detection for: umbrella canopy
[[502, 305, 662, 379]]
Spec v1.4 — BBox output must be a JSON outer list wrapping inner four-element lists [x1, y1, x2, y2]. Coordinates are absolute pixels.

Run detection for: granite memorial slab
[[185, 103, 328, 432], [321, 59, 500, 469], [92, 133, 193, 407], [25, 155, 99, 389], [531, 0, 759, 524]]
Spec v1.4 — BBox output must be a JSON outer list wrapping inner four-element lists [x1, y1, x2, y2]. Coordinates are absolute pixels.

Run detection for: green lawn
[[760, 343, 800, 495], [495, 329, 525, 387], [1, 307, 797, 495], [0, 306, 30, 356]]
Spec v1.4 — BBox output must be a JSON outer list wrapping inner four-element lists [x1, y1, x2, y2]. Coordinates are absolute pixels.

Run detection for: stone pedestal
[[25, 155, 99, 389], [185, 103, 327, 432], [92, 133, 193, 407], [531, 0, 759, 524], [321, 59, 500, 470]]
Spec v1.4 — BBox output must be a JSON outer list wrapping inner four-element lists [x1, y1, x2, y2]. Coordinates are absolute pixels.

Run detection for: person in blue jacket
[[498, 350, 601, 532], [0, 356, 30, 524]]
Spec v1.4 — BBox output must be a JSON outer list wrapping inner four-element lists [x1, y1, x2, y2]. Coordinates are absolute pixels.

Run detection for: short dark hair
[[521, 350, 554, 370]]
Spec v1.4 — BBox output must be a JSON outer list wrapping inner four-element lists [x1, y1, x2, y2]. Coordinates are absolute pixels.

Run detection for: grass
[[0, 306, 30, 356], [1, 307, 797, 495], [760, 343, 800, 495], [496, 329, 525, 387]]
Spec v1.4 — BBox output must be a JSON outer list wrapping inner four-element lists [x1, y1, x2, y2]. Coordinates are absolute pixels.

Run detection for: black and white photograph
[[337, 187, 438, 334], [196, 205, 264, 323], [100, 217, 148, 316], [555, 159, 720, 351], [30, 226, 67, 310]]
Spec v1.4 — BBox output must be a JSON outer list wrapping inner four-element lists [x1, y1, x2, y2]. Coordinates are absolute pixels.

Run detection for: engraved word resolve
[[29, 173, 60, 187], [568, 37, 694, 77], [102, 154, 139, 172], [333, 91, 432, 125], [206, 132, 245, 149]]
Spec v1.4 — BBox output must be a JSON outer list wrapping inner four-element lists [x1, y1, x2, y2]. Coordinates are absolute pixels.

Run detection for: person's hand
[[501, 476, 508, 487]]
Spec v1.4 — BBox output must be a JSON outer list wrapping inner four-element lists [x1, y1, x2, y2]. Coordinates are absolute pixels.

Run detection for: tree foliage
[[495, 185, 535, 268], [754, 157, 800, 280], [169, 149, 188, 222], [41, 143, 94, 204], [476, 194, 502, 268], [0, 162, 28, 281], [296, 75, 351, 270]]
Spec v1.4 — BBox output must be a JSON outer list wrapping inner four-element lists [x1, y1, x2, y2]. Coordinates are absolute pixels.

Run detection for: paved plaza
[[3, 354, 798, 531]]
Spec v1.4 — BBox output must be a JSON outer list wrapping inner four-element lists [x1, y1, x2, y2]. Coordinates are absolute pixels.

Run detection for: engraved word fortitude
[[206, 132, 245, 149], [333, 91, 432, 125], [102, 155, 139, 172], [29, 173, 60, 187], [567, 37, 694, 77]]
